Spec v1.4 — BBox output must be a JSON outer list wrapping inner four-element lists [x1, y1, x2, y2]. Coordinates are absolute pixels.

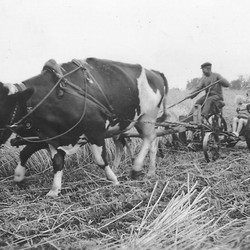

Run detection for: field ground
[[1, 89, 250, 249]]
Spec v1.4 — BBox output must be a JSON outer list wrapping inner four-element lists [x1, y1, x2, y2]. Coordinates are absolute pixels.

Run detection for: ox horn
[[3, 82, 27, 95], [3, 83, 19, 95]]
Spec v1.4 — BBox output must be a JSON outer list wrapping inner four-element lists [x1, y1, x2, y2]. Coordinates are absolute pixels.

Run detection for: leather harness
[[2, 59, 118, 144]]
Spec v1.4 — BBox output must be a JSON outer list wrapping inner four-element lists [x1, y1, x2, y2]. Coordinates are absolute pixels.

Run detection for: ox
[[0, 58, 168, 196]]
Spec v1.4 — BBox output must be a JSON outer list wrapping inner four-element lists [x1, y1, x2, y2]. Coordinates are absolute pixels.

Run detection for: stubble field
[[0, 89, 250, 250]]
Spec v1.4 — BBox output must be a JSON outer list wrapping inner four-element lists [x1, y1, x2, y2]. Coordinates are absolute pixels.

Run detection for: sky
[[1, 0, 250, 89]]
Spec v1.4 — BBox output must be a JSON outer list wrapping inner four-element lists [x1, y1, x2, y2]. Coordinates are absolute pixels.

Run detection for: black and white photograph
[[1, 1, 250, 249]]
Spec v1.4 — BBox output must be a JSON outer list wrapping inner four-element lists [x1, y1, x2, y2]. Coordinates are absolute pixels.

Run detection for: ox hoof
[[14, 175, 25, 183], [130, 170, 144, 180], [14, 164, 26, 182], [146, 171, 155, 178], [46, 189, 61, 197], [113, 181, 120, 185]]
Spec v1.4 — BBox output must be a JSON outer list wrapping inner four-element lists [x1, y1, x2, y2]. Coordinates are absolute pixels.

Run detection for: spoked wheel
[[203, 132, 220, 162]]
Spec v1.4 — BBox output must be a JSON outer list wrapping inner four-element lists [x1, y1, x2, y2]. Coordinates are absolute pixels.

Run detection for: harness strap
[[72, 59, 116, 115], [7, 60, 118, 143], [55, 60, 116, 119], [14, 83, 27, 92], [11, 65, 84, 128], [9, 70, 89, 144], [61, 86, 114, 118]]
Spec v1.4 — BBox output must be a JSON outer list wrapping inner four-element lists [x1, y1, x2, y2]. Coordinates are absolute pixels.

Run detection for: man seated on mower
[[232, 92, 250, 138], [188, 62, 230, 123]]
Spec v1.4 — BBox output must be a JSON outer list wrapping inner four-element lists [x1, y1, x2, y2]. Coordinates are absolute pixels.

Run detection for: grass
[[1, 89, 250, 249]]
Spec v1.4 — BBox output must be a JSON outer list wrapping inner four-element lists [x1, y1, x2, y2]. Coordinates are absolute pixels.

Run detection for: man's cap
[[201, 62, 212, 69]]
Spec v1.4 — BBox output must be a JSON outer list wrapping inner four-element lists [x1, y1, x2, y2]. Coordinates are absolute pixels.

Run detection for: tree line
[[186, 75, 250, 90]]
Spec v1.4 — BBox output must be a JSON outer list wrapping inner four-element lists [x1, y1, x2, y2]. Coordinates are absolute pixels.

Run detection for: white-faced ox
[[0, 58, 168, 196]]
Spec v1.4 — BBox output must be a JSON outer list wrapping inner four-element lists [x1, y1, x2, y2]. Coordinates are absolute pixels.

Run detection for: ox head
[[0, 82, 33, 144], [0, 59, 62, 145]]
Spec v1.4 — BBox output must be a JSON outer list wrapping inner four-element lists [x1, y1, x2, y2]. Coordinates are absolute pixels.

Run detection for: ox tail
[[156, 72, 169, 123]]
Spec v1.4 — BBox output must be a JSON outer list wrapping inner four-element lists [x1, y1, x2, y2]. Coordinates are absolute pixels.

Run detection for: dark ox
[[0, 58, 168, 196]]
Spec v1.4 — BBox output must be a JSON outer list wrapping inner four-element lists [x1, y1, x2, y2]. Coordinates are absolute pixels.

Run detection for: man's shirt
[[191, 72, 230, 100]]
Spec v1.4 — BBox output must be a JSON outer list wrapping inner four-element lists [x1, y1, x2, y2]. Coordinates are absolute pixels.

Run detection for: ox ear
[[43, 59, 63, 76], [3, 83, 19, 95]]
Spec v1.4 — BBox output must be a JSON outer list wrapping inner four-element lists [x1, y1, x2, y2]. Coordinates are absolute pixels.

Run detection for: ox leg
[[113, 136, 134, 170], [113, 136, 124, 171], [124, 137, 135, 163], [47, 149, 65, 197], [147, 137, 159, 177], [14, 143, 47, 182], [91, 143, 119, 185], [131, 121, 157, 179]]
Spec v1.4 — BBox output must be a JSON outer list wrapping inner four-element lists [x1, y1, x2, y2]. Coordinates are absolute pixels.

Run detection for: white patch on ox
[[91, 145, 119, 185], [91, 144, 105, 165], [47, 170, 63, 197], [104, 165, 119, 185], [137, 68, 162, 114], [3, 83, 18, 95], [105, 120, 110, 130], [48, 145, 57, 158], [14, 162, 25, 182], [147, 138, 158, 177], [58, 144, 81, 155], [91, 144, 119, 184]]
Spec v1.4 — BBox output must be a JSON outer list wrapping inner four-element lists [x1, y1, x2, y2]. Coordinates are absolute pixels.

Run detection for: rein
[[6, 60, 115, 144], [9, 82, 88, 144], [12, 65, 84, 128], [72, 59, 116, 116]]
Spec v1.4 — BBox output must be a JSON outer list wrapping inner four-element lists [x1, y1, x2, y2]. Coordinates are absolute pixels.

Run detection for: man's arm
[[217, 73, 230, 87]]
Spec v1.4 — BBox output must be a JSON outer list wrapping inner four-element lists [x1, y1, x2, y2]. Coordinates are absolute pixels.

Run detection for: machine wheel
[[203, 132, 220, 162], [208, 114, 227, 132]]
